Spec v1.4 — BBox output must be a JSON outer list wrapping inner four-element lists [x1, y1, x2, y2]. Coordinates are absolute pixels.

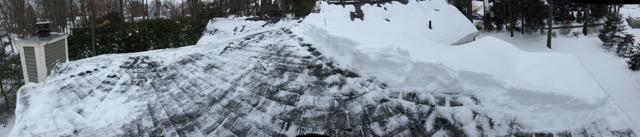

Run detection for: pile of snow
[[479, 31, 640, 134], [299, 0, 605, 103], [292, 22, 631, 133]]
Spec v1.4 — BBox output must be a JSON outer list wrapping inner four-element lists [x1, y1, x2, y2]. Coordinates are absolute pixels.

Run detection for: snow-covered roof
[[303, 0, 478, 46], [9, 0, 639, 136]]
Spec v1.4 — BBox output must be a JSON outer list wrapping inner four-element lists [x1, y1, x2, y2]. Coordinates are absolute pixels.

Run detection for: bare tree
[[87, 0, 97, 55], [41, 0, 70, 32], [187, 0, 200, 17], [130, 0, 147, 20], [155, 0, 162, 17], [1, 0, 37, 37], [120, 0, 124, 19]]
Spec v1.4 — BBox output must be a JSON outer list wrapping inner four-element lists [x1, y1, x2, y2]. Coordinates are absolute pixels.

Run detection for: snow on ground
[[475, 5, 640, 131], [478, 31, 640, 132], [0, 116, 14, 137]]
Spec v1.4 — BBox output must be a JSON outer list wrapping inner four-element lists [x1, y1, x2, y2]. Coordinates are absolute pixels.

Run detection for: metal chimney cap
[[36, 22, 51, 38]]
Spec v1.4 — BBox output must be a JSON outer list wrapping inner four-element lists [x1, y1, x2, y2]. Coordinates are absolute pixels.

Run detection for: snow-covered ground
[[474, 5, 640, 131], [0, 116, 14, 137], [478, 30, 640, 132], [7, 0, 640, 136]]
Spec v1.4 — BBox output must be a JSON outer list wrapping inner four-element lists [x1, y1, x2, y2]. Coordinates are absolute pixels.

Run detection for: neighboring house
[[628, 16, 640, 28]]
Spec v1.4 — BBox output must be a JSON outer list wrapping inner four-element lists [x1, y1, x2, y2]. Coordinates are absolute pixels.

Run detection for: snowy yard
[[478, 31, 640, 132]]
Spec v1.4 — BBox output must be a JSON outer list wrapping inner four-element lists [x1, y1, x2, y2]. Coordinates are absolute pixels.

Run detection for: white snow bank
[[299, 0, 605, 103], [422, 37, 605, 103], [479, 31, 640, 133], [292, 22, 629, 132]]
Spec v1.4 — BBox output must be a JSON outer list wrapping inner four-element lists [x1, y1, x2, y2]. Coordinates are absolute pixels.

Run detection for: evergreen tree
[[553, 0, 576, 23], [599, 13, 625, 49], [628, 51, 640, 71], [521, 0, 548, 34], [617, 34, 635, 57], [0, 37, 23, 116], [482, 14, 494, 31], [589, 5, 608, 20], [491, 0, 507, 31]]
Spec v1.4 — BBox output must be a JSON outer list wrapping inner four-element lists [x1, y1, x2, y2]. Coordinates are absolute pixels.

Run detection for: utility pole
[[547, 0, 554, 49]]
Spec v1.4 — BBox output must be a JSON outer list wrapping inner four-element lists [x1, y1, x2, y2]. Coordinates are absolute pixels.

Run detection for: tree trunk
[[483, 0, 486, 17], [156, 0, 161, 17], [181, 0, 185, 16], [81, 0, 88, 29], [120, 0, 124, 20], [583, 5, 590, 35], [128, 0, 134, 22], [90, 0, 97, 56], [144, 2, 148, 20], [508, 0, 514, 37], [467, 0, 473, 21], [547, 0, 554, 49], [521, 11, 525, 35], [69, 0, 76, 29]]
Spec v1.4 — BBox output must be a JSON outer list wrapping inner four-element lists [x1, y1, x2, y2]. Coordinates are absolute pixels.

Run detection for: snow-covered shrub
[[628, 52, 640, 71], [616, 34, 635, 57]]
